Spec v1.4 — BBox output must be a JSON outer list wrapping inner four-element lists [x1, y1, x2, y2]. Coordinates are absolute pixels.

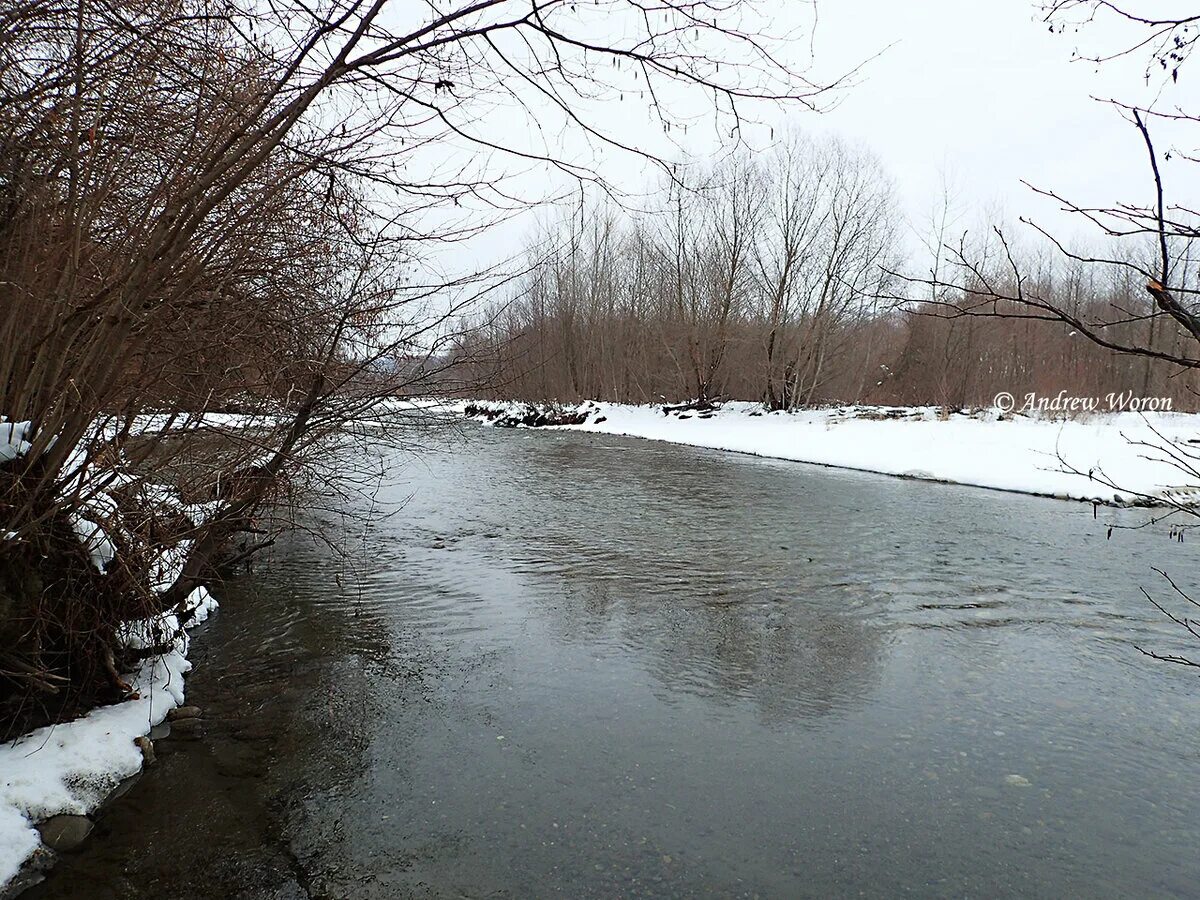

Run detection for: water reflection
[[27, 424, 1200, 898], [24, 529, 400, 900]]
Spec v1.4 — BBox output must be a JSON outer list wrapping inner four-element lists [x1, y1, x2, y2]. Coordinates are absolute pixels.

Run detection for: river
[[25, 424, 1200, 898]]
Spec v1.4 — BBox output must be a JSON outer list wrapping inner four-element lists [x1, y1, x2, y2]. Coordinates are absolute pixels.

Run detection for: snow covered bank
[[1, 418, 223, 894], [0, 588, 217, 894], [459, 400, 1200, 506]]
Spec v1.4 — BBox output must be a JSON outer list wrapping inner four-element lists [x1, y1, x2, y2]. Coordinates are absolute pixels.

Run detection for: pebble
[[103, 772, 142, 807], [37, 815, 93, 853], [133, 735, 156, 767], [168, 718, 205, 740], [98, 772, 140, 816]]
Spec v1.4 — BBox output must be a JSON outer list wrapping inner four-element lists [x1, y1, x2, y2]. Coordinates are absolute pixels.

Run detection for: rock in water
[[37, 815, 93, 853], [168, 718, 205, 740], [134, 735, 156, 766]]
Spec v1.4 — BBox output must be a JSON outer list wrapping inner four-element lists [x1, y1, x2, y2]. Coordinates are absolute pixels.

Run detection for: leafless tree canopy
[[901, 3, 1200, 372], [0, 0, 829, 733], [453, 131, 1200, 410]]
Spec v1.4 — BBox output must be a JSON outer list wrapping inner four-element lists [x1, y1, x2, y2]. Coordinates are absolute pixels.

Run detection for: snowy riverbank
[[0, 586, 216, 895], [0, 417, 230, 896], [456, 400, 1200, 506]]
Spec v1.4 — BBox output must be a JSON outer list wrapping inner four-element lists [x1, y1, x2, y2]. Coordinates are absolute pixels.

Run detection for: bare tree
[[784, 139, 901, 406], [899, 0, 1200, 664], [456, 134, 905, 408], [755, 134, 831, 408], [0, 0, 836, 732]]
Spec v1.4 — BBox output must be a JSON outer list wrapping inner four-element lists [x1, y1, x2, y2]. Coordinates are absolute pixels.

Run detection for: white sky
[[804, 0, 1176, 243], [410, 0, 1196, 276]]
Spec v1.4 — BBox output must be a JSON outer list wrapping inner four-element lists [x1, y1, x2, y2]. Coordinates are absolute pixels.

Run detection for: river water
[[25, 424, 1200, 898]]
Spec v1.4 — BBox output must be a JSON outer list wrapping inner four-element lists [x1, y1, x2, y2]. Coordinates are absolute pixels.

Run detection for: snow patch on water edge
[[0, 586, 218, 896], [451, 400, 1200, 507]]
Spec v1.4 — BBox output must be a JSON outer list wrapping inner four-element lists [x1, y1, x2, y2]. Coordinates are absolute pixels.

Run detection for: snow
[[0, 422, 220, 891], [466, 401, 1200, 506], [0, 409, 245, 891], [149, 539, 193, 593], [0, 586, 217, 890], [68, 515, 115, 571], [0, 422, 31, 464]]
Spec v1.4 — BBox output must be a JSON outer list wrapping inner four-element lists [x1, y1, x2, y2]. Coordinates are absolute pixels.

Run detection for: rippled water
[[27, 424, 1200, 898]]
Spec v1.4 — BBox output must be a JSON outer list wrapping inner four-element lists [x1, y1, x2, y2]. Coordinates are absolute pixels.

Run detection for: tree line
[[454, 133, 1200, 411]]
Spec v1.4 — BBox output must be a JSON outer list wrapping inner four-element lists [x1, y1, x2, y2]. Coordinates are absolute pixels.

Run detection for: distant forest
[[452, 135, 1200, 411]]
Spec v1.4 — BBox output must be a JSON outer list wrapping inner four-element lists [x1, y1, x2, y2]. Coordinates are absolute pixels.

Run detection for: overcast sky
[[804, 0, 1177, 241], [420, 0, 1195, 275]]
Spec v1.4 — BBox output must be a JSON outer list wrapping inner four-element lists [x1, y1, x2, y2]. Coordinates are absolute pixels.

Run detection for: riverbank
[[456, 400, 1200, 506], [0, 416, 237, 897], [0, 586, 216, 897]]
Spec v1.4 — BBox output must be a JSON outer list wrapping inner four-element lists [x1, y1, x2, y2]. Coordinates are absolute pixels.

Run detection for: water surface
[[27, 425, 1200, 898]]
